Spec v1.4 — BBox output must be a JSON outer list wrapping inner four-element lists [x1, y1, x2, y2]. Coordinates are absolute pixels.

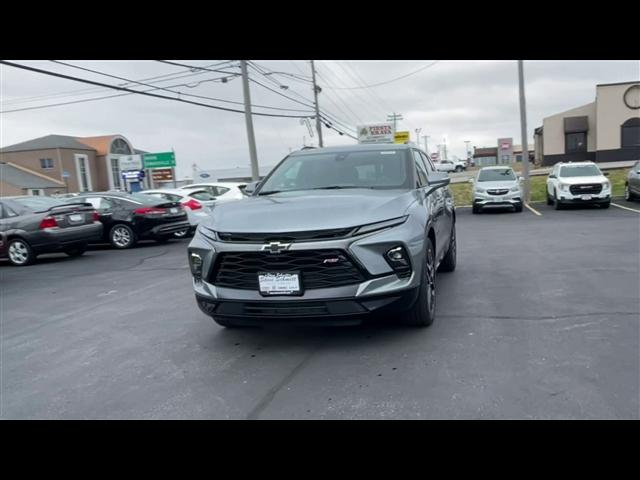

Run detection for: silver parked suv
[[472, 166, 523, 213], [188, 144, 457, 328]]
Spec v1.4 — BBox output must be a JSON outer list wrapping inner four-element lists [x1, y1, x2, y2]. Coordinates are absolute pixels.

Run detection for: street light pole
[[310, 60, 324, 148], [240, 60, 259, 181], [423, 135, 430, 154], [518, 60, 530, 203], [415, 128, 422, 147]]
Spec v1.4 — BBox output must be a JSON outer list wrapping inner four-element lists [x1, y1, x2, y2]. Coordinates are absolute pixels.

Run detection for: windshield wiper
[[309, 185, 369, 190], [257, 190, 282, 196]]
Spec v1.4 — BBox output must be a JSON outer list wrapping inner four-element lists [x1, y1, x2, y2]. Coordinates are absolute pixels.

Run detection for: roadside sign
[[62, 171, 70, 178], [119, 154, 143, 171], [151, 168, 174, 182], [357, 123, 394, 144], [394, 131, 410, 144], [143, 152, 176, 169], [122, 170, 145, 180]]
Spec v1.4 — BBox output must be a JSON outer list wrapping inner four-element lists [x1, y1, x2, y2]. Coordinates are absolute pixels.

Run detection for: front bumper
[[557, 192, 610, 204], [195, 287, 419, 325], [473, 191, 522, 208]]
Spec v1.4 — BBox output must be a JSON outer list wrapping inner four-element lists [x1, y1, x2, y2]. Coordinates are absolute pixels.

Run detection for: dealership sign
[[119, 154, 143, 171], [357, 123, 394, 144], [151, 168, 174, 182], [143, 152, 176, 169], [394, 131, 410, 144]]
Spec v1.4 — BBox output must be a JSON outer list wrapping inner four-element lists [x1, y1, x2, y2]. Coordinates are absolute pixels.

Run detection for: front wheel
[[400, 238, 436, 327], [553, 190, 563, 210], [455, 166, 463, 172], [600, 201, 610, 209], [7, 238, 35, 266], [625, 184, 636, 201], [514, 203, 523, 213]]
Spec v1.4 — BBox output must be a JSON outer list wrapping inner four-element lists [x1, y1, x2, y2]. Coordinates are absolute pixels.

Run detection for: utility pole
[[387, 112, 403, 133], [518, 60, 530, 203], [423, 135, 430, 154], [415, 128, 422, 147], [240, 60, 259, 181], [310, 60, 324, 148], [442, 138, 448, 160]]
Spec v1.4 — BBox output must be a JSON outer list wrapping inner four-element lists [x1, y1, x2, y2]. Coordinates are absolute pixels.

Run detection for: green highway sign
[[143, 152, 176, 169]]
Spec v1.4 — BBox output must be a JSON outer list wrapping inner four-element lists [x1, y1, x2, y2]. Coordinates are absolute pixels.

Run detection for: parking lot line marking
[[525, 203, 542, 216], [611, 203, 640, 214]]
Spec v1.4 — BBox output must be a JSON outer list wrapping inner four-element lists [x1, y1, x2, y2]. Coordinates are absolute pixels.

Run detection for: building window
[[110, 157, 122, 190], [29, 189, 43, 196], [621, 118, 640, 148], [565, 132, 587, 153], [75, 154, 92, 192], [111, 138, 132, 155], [501, 155, 510, 164], [40, 158, 54, 169]]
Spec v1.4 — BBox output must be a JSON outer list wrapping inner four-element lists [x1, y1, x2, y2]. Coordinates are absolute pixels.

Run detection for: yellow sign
[[394, 131, 410, 143]]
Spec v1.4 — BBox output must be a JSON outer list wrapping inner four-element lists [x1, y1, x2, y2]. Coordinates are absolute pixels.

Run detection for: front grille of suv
[[210, 249, 366, 290], [569, 184, 602, 195], [487, 189, 510, 195]]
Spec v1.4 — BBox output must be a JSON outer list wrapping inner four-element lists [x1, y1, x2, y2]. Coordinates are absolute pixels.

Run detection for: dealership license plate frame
[[258, 272, 303, 296], [68, 214, 83, 223], [581, 194, 593, 201]]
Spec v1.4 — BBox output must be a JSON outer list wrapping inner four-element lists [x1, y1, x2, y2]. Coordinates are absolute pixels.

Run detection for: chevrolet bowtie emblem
[[261, 241, 291, 254]]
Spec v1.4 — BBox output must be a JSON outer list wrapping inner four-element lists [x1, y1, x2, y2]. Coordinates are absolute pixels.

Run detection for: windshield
[[10, 196, 64, 210], [477, 168, 516, 182], [559, 165, 602, 177], [257, 150, 411, 194]]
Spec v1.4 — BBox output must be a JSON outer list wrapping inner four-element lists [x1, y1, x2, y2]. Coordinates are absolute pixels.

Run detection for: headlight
[[353, 216, 408, 236], [510, 185, 519, 192], [189, 251, 203, 278], [559, 182, 569, 191], [475, 187, 486, 193], [603, 180, 610, 189]]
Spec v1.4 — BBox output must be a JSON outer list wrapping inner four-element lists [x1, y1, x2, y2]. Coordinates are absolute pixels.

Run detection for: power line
[[315, 66, 364, 124], [325, 61, 440, 89], [3, 60, 237, 106], [0, 61, 314, 118], [46, 60, 312, 113]]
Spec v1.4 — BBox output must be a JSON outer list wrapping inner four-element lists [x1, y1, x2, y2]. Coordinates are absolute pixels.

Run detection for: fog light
[[385, 246, 412, 278], [189, 252, 203, 278]]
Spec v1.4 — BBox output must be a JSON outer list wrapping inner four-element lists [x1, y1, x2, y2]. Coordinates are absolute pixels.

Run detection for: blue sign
[[62, 171, 70, 178]]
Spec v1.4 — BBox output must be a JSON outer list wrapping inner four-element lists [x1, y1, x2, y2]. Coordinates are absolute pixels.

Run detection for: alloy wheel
[[8, 240, 30, 265], [112, 226, 131, 247]]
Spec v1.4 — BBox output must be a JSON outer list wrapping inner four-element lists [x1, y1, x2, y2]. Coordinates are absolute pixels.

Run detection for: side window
[[413, 151, 428, 187], [190, 191, 216, 201], [216, 187, 230, 196], [84, 197, 101, 209], [419, 151, 435, 176]]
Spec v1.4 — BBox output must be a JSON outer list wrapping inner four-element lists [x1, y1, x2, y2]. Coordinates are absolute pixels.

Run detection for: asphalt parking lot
[[1, 199, 639, 419]]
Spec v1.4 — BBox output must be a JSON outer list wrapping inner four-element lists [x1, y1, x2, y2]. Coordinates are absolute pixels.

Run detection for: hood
[[558, 175, 606, 185], [201, 189, 416, 233], [476, 180, 519, 190]]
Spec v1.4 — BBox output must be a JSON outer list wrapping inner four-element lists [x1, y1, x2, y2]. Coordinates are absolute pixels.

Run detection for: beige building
[[534, 81, 640, 166], [0, 134, 152, 196]]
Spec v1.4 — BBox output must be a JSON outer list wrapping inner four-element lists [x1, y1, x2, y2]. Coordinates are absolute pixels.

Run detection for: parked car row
[[0, 182, 249, 267]]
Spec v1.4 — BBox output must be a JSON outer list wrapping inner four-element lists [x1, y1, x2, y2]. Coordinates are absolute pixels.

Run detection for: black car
[[67, 192, 190, 249], [0, 196, 103, 266]]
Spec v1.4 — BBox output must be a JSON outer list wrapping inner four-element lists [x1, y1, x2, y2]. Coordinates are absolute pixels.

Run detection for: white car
[[140, 188, 216, 237], [179, 182, 246, 203], [471, 166, 523, 214], [546, 162, 611, 210], [434, 159, 467, 173]]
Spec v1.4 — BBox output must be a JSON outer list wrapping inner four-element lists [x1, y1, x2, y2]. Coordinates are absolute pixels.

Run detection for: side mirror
[[518, 176, 524, 182], [243, 181, 260, 195], [603, 172, 610, 177], [468, 178, 475, 184], [426, 172, 451, 193], [549, 174, 556, 179]]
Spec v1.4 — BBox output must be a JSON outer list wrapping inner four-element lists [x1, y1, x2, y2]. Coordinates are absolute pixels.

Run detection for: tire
[[472, 205, 480, 214], [553, 189, 563, 210], [7, 238, 35, 266], [400, 238, 436, 327], [455, 166, 463, 172], [600, 201, 610, 209], [109, 224, 136, 249], [625, 184, 636, 201], [64, 245, 86, 257], [546, 191, 553, 205], [514, 203, 523, 213], [438, 224, 456, 273]]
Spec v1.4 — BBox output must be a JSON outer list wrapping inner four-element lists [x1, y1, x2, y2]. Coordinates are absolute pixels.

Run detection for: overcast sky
[[1, 60, 638, 178]]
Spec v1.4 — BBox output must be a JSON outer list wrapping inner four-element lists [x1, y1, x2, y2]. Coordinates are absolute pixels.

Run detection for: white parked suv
[[546, 162, 611, 210], [179, 182, 246, 204], [434, 159, 467, 173]]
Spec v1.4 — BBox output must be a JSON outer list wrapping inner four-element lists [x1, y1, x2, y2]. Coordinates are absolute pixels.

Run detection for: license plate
[[492, 197, 503, 202], [69, 214, 83, 223], [170, 208, 178, 214], [581, 195, 592, 201], [258, 272, 301, 296]]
